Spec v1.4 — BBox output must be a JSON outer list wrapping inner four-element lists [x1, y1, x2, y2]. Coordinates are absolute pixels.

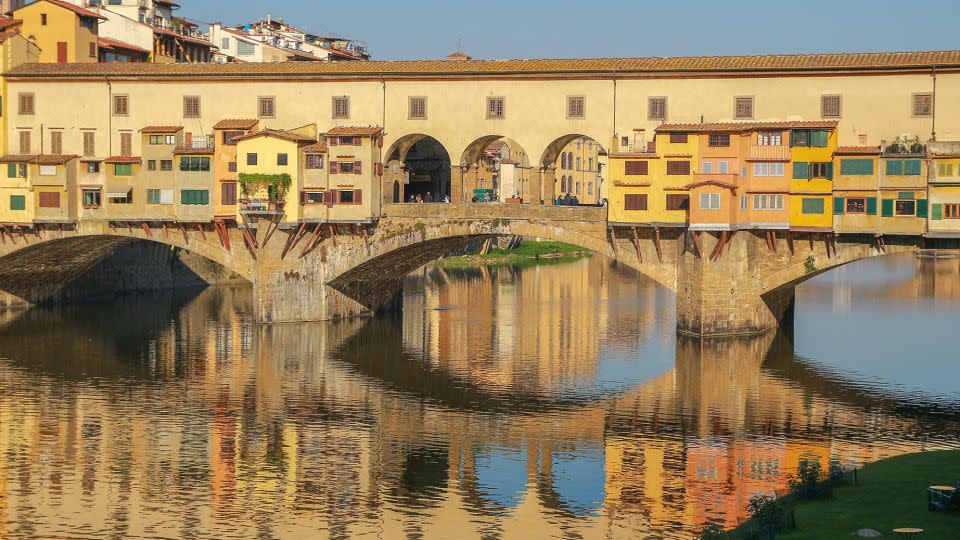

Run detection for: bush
[[828, 459, 846, 486], [788, 460, 832, 499], [747, 494, 786, 533], [698, 523, 726, 539]]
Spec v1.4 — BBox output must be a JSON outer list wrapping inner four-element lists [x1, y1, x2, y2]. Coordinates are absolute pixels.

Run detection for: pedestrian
[[564, 193, 572, 205], [572, 194, 580, 206], [555, 195, 564, 205], [425, 192, 433, 203], [443, 194, 450, 203], [409, 193, 416, 203]]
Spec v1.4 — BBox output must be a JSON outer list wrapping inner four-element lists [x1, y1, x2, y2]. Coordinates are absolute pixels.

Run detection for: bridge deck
[[381, 203, 607, 224]]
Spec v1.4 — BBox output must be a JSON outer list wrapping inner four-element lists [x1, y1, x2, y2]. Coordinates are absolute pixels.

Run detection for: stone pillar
[[541, 165, 556, 206], [528, 164, 542, 205], [676, 230, 795, 336], [450, 164, 466, 204]]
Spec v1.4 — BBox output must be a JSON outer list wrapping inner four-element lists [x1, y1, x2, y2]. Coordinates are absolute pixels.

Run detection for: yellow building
[[606, 130, 694, 227], [924, 141, 960, 238], [832, 146, 881, 234], [234, 127, 318, 224], [879, 147, 928, 236], [138, 125, 182, 222], [103, 156, 141, 221], [12, 0, 103, 64], [0, 16, 40, 158], [789, 125, 838, 231], [173, 146, 215, 224], [554, 136, 607, 205], [325, 126, 383, 223], [212, 119, 259, 220], [0, 154, 77, 226]]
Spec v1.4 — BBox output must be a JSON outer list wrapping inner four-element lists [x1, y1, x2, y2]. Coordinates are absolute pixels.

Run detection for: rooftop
[[301, 141, 329, 153], [139, 125, 183, 133], [326, 126, 383, 137], [98, 37, 151, 56], [0, 154, 76, 164], [233, 128, 316, 143], [213, 118, 259, 130], [835, 145, 882, 155], [8, 50, 960, 78], [16, 0, 107, 20], [657, 121, 839, 133]]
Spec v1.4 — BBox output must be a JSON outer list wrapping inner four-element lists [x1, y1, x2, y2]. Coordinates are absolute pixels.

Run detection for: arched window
[[561, 153, 567, 169], [566, 152, 573, 169]]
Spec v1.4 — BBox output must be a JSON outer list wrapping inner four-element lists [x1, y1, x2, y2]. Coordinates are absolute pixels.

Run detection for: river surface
[[1, 254, 959, 539]]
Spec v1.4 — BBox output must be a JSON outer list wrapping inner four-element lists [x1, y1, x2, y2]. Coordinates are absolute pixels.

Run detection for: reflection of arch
[[537, 447, 606, 517], [461, 447, 528, 515], [384, 134, 452, 202]]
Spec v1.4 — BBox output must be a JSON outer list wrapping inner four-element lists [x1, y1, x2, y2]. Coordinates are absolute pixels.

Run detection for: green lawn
[[437, 240, 589, 269], [777, 450, 960, 539]]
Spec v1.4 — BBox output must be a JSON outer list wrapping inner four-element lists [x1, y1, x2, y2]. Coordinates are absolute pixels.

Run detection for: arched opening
[[460, 136, 532, 203], [384, 135, 452, 204], [542, 135, 609, 206]]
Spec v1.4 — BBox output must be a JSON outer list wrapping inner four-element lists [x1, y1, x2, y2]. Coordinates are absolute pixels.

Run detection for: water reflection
[[0, 256, 958, 539]]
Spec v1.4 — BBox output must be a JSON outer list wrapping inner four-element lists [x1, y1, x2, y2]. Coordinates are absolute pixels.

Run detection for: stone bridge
[[0, 205, 952, 336]]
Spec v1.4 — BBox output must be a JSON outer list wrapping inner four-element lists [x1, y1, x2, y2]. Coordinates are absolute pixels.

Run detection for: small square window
[[183, 95, 200, 118], [734, 96, 754, 119], [912, 93, 932, 117], [709, 134, 731, 147], [147, 160, 157, 171], [332, 96, 350, 119], [648, 96, 667, 121], [277, 153, 288, 166], [18, 93, 34, 115], [247, 153, 258, 166], [486, 96, 505, 119], [821, 95, 842, 118], [409, 96, 427, 119], [258, 96, 275, 118], [113, 94, 129, 116], [567, 96, 585, 119]]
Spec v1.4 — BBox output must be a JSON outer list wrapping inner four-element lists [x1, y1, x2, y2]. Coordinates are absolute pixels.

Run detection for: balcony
[[748, 145, 791, 161], [239, 198, 285, 215]]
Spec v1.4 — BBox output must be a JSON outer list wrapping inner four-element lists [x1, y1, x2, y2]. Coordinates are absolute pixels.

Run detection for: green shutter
[[812, 130, 829, 148], [201, 157, 210, 171], [898, 191, 915, 200], [181, 190, 191, 205], [802, 198, 825, 214], [840, 158, 874, 176], [932, 203, 943, 220], [200, 190, 209, 205], [790, 130, 802, 147], [866, 197, 878, 215], [825, 162, 834, 180], [904, 160, 922, 176], [917, 199, 928, 218], [9, 195, 25, 211], [793, 162, 809, 179], [7, 163, 16, 178], [886, 160, 904, 176], [834, 197, 845, 214], [881, 199, 894, 217]]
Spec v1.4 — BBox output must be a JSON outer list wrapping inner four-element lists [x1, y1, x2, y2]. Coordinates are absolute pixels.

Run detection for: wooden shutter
[[222, 182, 237, 205], [881, 199, 894, 217], [904, 160, 922, 176], [323, 190, 334, 205], [38, 192, 60, 208], [932, 203, 944, 220], [917, 199, 928, 218], [19, 131, 30, 154], [114, 95, 128, 115], [886, 160, 903, 176], [329, 137, 339, 146], [299, 191, 307, 205], [50, 131, 63, 155], [833, 197, 844, 215], [825, 162, 834, 180], [354, 190, 362, 205], [866, 197, 878, 215], [83, 131, 95, 156], [625, 161, 648, 175], [624, 194, 647, 210], [793, 162, 809, 179], [328, 189, 338, 205], [354, 161, 362, 175], [329, 160, 337, 174], [120, 132, 132, 157], [666, 161, 689, 175], [376, 162, 384, 176]]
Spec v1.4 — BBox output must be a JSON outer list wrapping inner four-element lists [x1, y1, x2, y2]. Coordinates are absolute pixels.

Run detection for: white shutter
[[160, 189, 174, 205], [39, 165, 57, 176]]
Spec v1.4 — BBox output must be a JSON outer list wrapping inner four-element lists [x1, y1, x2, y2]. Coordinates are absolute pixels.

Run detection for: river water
[[1, 254, 958, 539]]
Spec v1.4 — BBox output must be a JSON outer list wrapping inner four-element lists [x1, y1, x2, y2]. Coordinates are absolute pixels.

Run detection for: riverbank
[[436, 240, 590, 269], [733, 450, 960, 539]]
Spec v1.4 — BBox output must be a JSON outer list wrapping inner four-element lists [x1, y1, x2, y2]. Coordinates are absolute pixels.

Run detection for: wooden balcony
[[239, 198, 285, 215], [748, 145, 791, 161]]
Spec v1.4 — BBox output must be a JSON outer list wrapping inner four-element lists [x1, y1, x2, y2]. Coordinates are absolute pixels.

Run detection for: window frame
[[911, 93, 933, 118], [112, 94, 129, 116], [801, 197, 826, 215], [332, 95, 350, 120], [699, 193, 720, 210], [845, 197, 867, 214], [708, 134, 731, 148], [647, 96, 667, 121], [757, 131, 782, 146], [183, 95, 201, 118], [18, 92, 35, 115], [821, 94, 842, 118], [566, 95, 585, 119], [408, 96, 427, 120], [734, 95, 754, 120], [895, 198, 916, 216], [486, 96, 505, 120], [623, 193, 648, 211], [258, 96, 276, 119]]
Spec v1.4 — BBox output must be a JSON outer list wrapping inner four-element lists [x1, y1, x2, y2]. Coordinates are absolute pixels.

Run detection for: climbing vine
[[237, 173, 293, 200]]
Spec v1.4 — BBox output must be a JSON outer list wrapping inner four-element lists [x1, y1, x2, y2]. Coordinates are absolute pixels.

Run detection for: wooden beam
[[710, 231, 729, 261], [196, 223, 207, 241], [608, 226, 618, 259], [299, 223, 323, 259], [58, 224, 63, 239], [653, 227, 663, 263], [630, 226, 642, 263], [241, 226, 258, 255], [787, 231, 794, 255], [261, 218, 280, 248], [140, 222, 152, 238], [217, 221, 231, 252], [281, 222, 308, 260], [181, 224, 189, 244], [770, 231, 778, 254], [692, 231, 702, 259]]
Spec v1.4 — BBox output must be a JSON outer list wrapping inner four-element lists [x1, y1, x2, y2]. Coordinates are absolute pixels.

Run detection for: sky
[[185, 0, 960, 61]]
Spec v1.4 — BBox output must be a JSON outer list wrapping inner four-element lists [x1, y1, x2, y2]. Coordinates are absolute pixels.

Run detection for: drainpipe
[[930, 66, 937, 142], [105, 76, 113, 157], [611, 70, 617, 152]]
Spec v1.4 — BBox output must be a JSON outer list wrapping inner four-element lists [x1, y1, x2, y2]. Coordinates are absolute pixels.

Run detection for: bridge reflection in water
[[0, 255, 958, 539]]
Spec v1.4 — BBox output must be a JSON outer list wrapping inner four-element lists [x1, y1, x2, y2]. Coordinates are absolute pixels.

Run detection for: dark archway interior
[[388, 136, 451, 203]]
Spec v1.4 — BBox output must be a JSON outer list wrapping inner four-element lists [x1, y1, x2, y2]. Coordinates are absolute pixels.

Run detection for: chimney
[[267, 13, 271, 25]]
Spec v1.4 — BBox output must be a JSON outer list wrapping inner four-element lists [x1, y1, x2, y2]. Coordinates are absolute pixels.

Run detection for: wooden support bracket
[[241, 226, 258, 256], [787, 231, 795, 255], [299, 223, 324, 259], [196, 223, 207, 242], [654, 227, 663, 264], [630, 226, 642, 263], [180, 224, 189, 244], [140, 222, 152, 238], [281, 222, 308, 260]]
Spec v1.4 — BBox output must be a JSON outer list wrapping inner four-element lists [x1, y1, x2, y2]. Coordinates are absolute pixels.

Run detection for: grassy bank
[[436, 240, 590, 269], [736, 450, 960, 539]]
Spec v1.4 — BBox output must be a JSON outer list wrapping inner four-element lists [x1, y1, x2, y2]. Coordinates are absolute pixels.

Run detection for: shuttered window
[[114, 163, 133, 176], [793, 162, 809, 179], [183, 95, 200, 118], [566, 96, 585, 119], [9, 195, 25, 211], [866, 197, 878, 215], [18, 93, 34, 115], [904, 160, 922, 176], [332, 96, 350, 119], [221, 182, 237, 205], [409, 96, 427, 119], [83, 131, 95, 156], [845, 198, 867, 214], [120, 132, 132, 156], [647, 97, 667, 121], [305, 153, 324, 169], [734, 96, 753, 119], [19, 131, 30, 154], [708, 134, 730, 147], [113, 94, 128, 116], [258, 96, 275, 118], [665, 194, 689, 210], [669, 133, 688, 144], [486, 96, 505, 119], [624, 161, 648, 175], [801, 198, 825, 214], [181, 189, 210, 205], [237, 40, 254, 56], [821, 95, 842, 118], [840, 158, 873, 176], [38, 192, 60, 208], [247, 153, 257, 165], [666, 161, 690, 175], [912, 93, 932, 117], [624, 194, 647, 210], [50, 131, 62, 155]]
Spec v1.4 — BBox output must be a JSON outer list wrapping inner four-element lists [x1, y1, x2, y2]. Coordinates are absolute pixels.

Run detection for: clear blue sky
[[185, 0, 960, 61]]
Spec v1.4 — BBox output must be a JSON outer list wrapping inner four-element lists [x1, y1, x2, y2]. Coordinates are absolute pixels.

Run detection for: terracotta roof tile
[[213, 118, 258, 130], [301, 141, 328, 153], [105, 156, 142, 164], [140, 125, 183, 133], [97, 37, 151, 55], [657, 121, 838, 133], [834, 145, 881, 155], [35, 154, 77, 165], [685, 180, 738, 190], [0, 17, 22, 31], [21, 0, 107, 20], [10, 50, 960, 78], [174, 147, 214, 155], [325, 126, 383, 137], [0, 154, 37, 163], [233, 128, 315, 144]]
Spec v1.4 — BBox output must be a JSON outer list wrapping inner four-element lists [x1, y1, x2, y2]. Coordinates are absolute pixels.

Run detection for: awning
[[105, 185, 131, 198]]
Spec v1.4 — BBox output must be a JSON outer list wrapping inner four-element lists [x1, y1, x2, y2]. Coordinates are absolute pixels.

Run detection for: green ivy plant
[[237, 173, 293, 201]]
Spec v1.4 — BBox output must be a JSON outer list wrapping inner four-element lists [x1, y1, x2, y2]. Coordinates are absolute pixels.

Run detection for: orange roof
[[0, 154, 37, 163], [213, 118, 258, 130], [9, 50, 960, 78], [105, 156, 141, 164], [325, 126, 383, 137], [35, 154, 77, 165], [657, 121, 838, 133], [97, 37, 151, 55], [149, 24, 214, 48], [684, 179, 738, 190], [233, 128, 315, 144], [139, 125, 183, 133], [301, 141, 328, 153], [835, 145, 881, 155], [20, 0, 107, 20], [0, 17, 22, 32], [174, 147, 214, 155]]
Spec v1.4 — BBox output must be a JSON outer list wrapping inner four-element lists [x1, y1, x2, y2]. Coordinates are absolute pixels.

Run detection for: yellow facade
[[0, 158, 33, 224], [235, 134, 304, 224], [832, 151, 881, 233], [13, 0, 100, 64], [0, 29, 41, 164], [607, 133, 694, 226], [879, 155, 927, 235], [789, 128, 837, 230], [928, 149, 960, 236]]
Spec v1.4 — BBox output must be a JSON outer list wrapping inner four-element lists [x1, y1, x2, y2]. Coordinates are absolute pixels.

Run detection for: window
[[41, 13, 47, 25], [701, 161, 714, 174], [147, 160, 157, 171], [306, 153, 324, 169], [757, 131, 782, 146], [648, 96, 667, 121], [147, 189, 161, 204], [108, 190, 131, 204], [82, 189, 101, 208], [6, 163, 26, 178], [734, 96, 754, 119], [338, 161, 355, 174], [19, 130, 30, 154], [840, 158, 874, 176], [886, 159, 922, 176], [302, 191, 324, 204], [752, 194, 784, 211], [338, 190, 355, 204], [89, 42, 96, 58], [699, 193, 720, 210], [912, 93, 933, 117], [821, 95, 842, 118], [409, 96, 427, 119], [18, 93, 34, 115], [339, 136, 356, 146], [801, 198, 825, 214], [790, 129, 829, 148], [277, 153, 288, 166], [247, 153, 258, 166], [9, 195, 25, 211], [179, 156, 211, 172], [208, 182, 232, 207], [332, 96, 350, 119], [86, 161, 100, 173], [846, 198, 866, 214], [943, 203, 960, 219], [228, 161, 237, 172], [567, 96, 585, 119], [791, 130, 809, 147], [83, 131, 96, 156], [670, 133, 688, 144], [624, 194, 647, 210], [114, 163, 133, 176], [486, 96, 505, 119], [50, 131, 62, 155], [752, 162, 785, 177], [161, 160, 173, 171], [576, 157, 581, 170], [811, 162, 832, 179], [621, 136, 630, 147], [221, 37, 230, 50], [740, 194, 748, 211], [183, 96, 200, 118], [718, 161, 729, 174], [938, 163, 954, 177], [181, 190, 210, 205], [237, 40, 254, 56], [258, 96, 275, 118], [895, 199, 916, 216], [708, 134, 730, 147], [113, 94, 129, 116], [666, 161, 690, 175], [665, 194, 690, 210]]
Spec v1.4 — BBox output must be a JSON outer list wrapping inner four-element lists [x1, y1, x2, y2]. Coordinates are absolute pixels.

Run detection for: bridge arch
[[383, 134, 453, 203], [541, 134, 609, 206], [457, 136, 533, 203]]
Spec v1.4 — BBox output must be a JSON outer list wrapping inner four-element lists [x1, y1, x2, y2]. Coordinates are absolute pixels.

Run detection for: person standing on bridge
[[556, 195, 564, 205], [425, 192, 434, 203]]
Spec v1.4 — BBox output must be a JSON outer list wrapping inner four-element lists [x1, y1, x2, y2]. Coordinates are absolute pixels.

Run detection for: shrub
[[698, 523, 726, 539], [747, 494, 786, 533], [828, 459, 846, 485], [788, 459, 832, 499]]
